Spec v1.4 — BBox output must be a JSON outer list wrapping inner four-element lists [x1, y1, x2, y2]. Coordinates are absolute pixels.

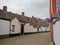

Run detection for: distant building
[[0, 6, 49, 38]]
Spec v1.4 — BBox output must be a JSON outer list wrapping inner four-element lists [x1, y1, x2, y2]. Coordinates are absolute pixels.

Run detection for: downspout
[[39, 26, 42, 32], [51, 19, 55, 45], [37, 27, 39, 33], [9, 20, 11, 37]]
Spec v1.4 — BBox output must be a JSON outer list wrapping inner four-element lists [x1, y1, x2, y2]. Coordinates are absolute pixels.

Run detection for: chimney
[[37, 18, 41, 26], [31, 16, 34, 25], [3, 6, 9, 19], [31, 16, 34, 21], [32, 16, 34, 19], [21, 12, 24, 16], [3, 6, 7, 12], [20, 12, 25, 22]]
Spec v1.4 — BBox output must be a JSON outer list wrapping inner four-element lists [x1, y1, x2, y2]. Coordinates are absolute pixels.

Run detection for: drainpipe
[[37, 27, 39, 33], [9, 20, 11, 37], [39, 26, 42, 32], [52, 20, 55, 45]]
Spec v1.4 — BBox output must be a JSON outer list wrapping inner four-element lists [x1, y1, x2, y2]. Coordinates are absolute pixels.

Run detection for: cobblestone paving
[[0, 32, 52, 45]]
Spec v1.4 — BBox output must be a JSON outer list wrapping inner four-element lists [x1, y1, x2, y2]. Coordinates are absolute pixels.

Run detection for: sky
[[0, 0, 50, 19], [57, 0, 60, 9]]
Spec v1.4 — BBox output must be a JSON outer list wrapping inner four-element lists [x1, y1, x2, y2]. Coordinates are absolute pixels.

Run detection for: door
[[21, 24, 24, 35]]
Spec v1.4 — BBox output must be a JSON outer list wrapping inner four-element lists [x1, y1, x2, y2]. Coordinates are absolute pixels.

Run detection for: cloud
[[0, 0, 49, 19], [23, 0, 49, 19]]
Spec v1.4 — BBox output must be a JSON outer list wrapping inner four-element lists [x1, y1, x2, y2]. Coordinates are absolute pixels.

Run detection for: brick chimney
[[20, 12, 25, 22], [31, 16, 34, 21], [31, 16, 34, 25], [3, 6, 9, 19], [21, 12, 24, 16], [3, 6, 7, 12], [32, 16, 34, 19], [37, 18, 41, 26]]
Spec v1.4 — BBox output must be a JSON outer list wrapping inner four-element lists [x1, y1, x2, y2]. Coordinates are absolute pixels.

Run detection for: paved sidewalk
[[0, 32, 51, 45]]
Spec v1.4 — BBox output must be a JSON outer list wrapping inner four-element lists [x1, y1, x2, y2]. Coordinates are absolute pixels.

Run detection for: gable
[[11, 17, 20, 23]]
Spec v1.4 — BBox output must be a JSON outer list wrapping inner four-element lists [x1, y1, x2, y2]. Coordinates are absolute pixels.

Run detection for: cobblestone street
[[0, 32, 51, 45]]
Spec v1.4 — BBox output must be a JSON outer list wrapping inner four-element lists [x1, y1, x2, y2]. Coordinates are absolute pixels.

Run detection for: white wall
[[41, 26, 50, 32], [53, 20, 60, 45], [11, 17, 21, 34], [41, 27, 46, 31], [0, 19, 10, 35], [39, 27, 42, 32], [24, 23, 37, 33], [46, 26, 50, 31]]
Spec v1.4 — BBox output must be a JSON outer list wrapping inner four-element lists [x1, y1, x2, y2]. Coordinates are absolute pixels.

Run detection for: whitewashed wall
[[11, 17, 21, 34], [39, 27, 42, 32], [33, 28, 37, 32], [41, 27, 46, 31], [24, 23, 37, 33], [53, 20, 60, 45], [46, 26, 50, 31], [41, 26, 50, 32], [0, 19, 10, 35]]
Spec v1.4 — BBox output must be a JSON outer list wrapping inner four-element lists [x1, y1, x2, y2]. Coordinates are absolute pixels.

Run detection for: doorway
[[21, 24, 24, 35]]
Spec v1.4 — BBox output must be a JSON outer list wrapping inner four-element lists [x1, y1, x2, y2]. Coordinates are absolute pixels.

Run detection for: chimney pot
[[32, 16, 34, 18], [3, 6, 7, 12], [21, 12, 24, 16]]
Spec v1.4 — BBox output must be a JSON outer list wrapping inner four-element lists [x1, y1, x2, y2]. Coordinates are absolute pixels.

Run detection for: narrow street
[[0, 32, 51, 45]]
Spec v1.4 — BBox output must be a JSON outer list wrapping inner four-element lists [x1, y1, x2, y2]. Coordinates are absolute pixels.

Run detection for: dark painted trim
[[24, 31, 50, 34], [9, 33, 20, 37], [0, 34, 9, 39], [40, 31, 50, 32], [24, 32, 38, 34], [0, 18, 10, 21], [52, 20, 56, 45], [52, 32, 56, 45], [51, 36, 56, 45], [9, 21, 11, 36], [0, 31, 50, 39], [0, 33, 20, 39]]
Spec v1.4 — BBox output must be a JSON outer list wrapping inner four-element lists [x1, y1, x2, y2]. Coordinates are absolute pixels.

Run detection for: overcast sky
[[0, 0, 50, 19]]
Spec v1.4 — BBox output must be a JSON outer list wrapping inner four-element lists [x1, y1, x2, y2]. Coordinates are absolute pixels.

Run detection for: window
[[12, 25, 15, 32]]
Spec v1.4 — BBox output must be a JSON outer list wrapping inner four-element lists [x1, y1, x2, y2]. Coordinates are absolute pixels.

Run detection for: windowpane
[[12, 25, 15, 32]]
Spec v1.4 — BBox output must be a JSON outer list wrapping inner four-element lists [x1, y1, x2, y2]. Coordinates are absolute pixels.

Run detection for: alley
[[0, 32, 51, 45]]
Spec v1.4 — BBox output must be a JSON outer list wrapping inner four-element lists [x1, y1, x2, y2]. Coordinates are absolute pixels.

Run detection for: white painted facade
[[39, 27, 42, 32], [0, 19, 10, 35], [24, 23, 37, 33], [41, 27, 46, 31], [11, 17, 21, 34], [45, 26, 50, 31], [24, 24, 50, 33], [47, 26, 50, 31], [41, 26, 50, 32], [53, 20, 60, 45]]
